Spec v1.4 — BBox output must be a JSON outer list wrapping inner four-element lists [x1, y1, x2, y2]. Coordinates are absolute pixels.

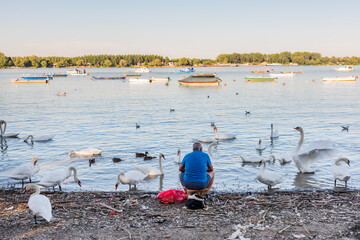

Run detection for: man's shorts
[[180, 172, 211, 190]]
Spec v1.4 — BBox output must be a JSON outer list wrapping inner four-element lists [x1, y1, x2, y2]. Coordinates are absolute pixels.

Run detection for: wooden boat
[[92, 76, 125, 80], [178, 73, 221, 86], [10, 78, 49, 83], [322, 76, 356, 82], [245, 76, 276, 82], [149, 77, 170, 82], [335, 65, 354, 72]]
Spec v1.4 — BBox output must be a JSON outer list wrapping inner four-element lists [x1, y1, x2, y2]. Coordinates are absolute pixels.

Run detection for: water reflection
[[0, 138, 8, 153], [293, 172, 319, 189]]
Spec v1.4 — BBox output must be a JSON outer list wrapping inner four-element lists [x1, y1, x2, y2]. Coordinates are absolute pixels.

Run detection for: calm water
[[0, 66, 359, 192]]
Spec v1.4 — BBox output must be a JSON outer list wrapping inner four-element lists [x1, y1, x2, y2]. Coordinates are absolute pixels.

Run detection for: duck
[[175, 148, 183, 164], [144, 155, 156, 160], [136, 151, 149, 157], [69, 148, 103, 157], [332, 157, 350, 187], [241, 154, 275, 163], [134, 153, 165, 176], [38, 166, 82, 191], [25, 184, 52, 223], [112, 157, 122, 163], [115, 170, 148, 190], [136, 123, 140, 129], [24, 134, 54, 144], [245, 111, 251, 115], [0, 120, 20, 138], [341, 126, 349, 132], [170, 108, 175, 112], [256, 160, 283, 189], [270, 124, 279, 139], [10, 156, 40, 187], [278, 153, 292, 164], [292, 127, 333, 173], [255, 138, 266, 150], [57, 91, 66, 96], [214, 126, 236, 140], [88, 158, 95, 166]]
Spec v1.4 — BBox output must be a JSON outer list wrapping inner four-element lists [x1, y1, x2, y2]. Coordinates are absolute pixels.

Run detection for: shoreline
[[1, 188, 359, 239]]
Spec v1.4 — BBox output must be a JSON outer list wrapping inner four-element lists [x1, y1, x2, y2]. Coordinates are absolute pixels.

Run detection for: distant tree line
[[0, 51, 359, 68]]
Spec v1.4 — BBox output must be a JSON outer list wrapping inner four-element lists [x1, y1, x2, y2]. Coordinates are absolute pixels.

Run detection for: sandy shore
[[1, 188, 359, 240]]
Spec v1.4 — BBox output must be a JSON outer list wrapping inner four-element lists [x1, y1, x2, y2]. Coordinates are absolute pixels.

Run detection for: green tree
[[103, 59, 112, 67], [119, 59, 127, 67], [41, 60, 48, 68], [0, 52, 7, 68]]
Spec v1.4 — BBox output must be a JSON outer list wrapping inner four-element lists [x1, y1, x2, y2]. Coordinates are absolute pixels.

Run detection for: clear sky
[[1, 0, 359, 59]]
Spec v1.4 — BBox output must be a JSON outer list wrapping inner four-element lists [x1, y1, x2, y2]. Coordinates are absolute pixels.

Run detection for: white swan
[[292, 127, 333, 173], [175, 149, 183, 164], [270, 124, 279, 139], [241, 154, 275, 163], [26, 184, 52, 223], [332, 157, 350, 187], [198, 136, 215, 143], [255, 138, 266, 150], [278, 153, 292, 164], [207, 141, 218, 162], [10, 156, 40, 186], [69, 148, 103, 157], [38, 166, 82, 191], [256, 160, 283, 189], [0, 120, 20, 138], [24, 134, 54, 143], [57, 91, 66, 96], [214, 126, 236, 140], [134, 153, 165, 176], [115, 170, 148, 190]]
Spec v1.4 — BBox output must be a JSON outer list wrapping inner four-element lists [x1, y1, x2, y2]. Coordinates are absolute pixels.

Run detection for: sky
[[0, 0, 359, 59]]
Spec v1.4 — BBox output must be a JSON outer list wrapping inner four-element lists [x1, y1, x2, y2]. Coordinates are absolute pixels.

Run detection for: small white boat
[[66, 69, 89, 76], [134, 68, 151, 73], [269, 73, 294, 77], [178, 73, 221, 86], [322, 76, 356, 82], [149, 77, 170, 82], [128, 78, 150, 83], [335, 65, 354, 72]]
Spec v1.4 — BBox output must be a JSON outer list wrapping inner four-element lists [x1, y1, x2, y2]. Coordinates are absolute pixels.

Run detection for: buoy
[[165, 82, 169, 86], [356, 76, 358, 79], [233, 79, 236, 82], [224, 83, 227, 86], [184, 76, 185, 79], [282, 82, 285, 86], [312, 78, 315, 82]]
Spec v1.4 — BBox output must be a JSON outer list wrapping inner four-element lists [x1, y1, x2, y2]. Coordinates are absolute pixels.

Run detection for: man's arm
[[207, 164, 214, 172], [179, 164, 185, 172]]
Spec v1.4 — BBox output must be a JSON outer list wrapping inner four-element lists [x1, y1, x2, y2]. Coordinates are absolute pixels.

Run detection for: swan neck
[[0, 121, 6, 135], [207, 142, 215, 161], [158, 155, 163, 174], [215, 128, 219, 139], [294, 129, 304, 154], [29, 184, 40, 197], [261, 161, 266, 171], [335, 158, 348, 166], [69, 167, 79, 181]]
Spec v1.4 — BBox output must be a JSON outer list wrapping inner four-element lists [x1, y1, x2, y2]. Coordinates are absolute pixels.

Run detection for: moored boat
[[123, 74, 141, 77], [178, 73, 221, 86], [149, 77, 170, 82], [21, 75, 51, 80], [245, 76, 276, 82], [335, 65, 354, 72], [92, 76, 125, 80], [47, 73, 68, 77], [322, 76, 356, 82], [134, 67, 151, 73], [281, 71, 304, 74], [252, 67, 274, 74], [269, 73, 294, 77], [10, 78, 49, 83], [66, 69, 89, 76]]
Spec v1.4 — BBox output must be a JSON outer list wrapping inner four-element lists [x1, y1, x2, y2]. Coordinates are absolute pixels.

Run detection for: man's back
[[182, 151, 211, 183]]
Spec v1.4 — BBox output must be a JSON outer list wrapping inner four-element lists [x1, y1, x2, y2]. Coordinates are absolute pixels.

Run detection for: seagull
[[136, 123, 140, 129], [210, 122, 215, 127], [170, 108, 175, 112], [341, 126, 349, 132], [245, 111, 251, 115]]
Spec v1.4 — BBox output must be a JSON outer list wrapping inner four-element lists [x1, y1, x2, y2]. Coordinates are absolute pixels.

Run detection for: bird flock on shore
[[0, 118, 352, 224]]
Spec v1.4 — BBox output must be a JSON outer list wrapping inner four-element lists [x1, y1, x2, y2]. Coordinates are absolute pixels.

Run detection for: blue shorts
[[180, 172, 211, 190]]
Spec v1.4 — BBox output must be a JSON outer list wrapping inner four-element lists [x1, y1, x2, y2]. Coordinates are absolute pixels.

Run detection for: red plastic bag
[[157, 189, 187, 204]]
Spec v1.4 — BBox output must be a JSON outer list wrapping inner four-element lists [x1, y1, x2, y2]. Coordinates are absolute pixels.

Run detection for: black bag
[[186, 194, 204, 209]]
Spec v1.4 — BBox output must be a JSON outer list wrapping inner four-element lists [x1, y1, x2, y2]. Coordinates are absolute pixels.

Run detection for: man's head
[[193, 142, 202, 151]]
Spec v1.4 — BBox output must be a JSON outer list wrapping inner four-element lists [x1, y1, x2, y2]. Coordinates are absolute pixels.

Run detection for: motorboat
[[47, 73, 67, 77], [92, 76, 125, 80], [251, 67, 274, 74], [134, 68, 151, 73], [10, 78, 49, 83], [335, 65, 354, 71], [21, 75, 52, 80], [269, 72, 294, 77], [66, 69, 89, 76], [178, 73, 221, 86], [322, 76, 356, 82]]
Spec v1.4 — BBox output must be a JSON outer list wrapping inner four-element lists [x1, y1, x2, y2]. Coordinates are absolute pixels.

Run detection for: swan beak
[[258, 162, 262, 167], [115, 184, 118, 190], [348, 161, 351, 166], [78, 181, 82, 187]]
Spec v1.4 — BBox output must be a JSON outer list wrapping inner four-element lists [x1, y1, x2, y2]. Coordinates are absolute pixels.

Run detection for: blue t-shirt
[[181, 150, 212, 183]]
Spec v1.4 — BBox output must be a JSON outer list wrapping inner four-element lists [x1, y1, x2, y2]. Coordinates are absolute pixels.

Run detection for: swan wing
[[35, 135, 55, 141], [257, 170, 283, 186], [332, 165, 350, 181], [198, 137, 215, 143], [134, 166, 151, 175], [241, 155, 265, 163], [299, 140, 332, 155], [28, 195, 52, 222], [10, 163, 33, 180], [39, 168, 68, 187], [126, 170, 148, 182]]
